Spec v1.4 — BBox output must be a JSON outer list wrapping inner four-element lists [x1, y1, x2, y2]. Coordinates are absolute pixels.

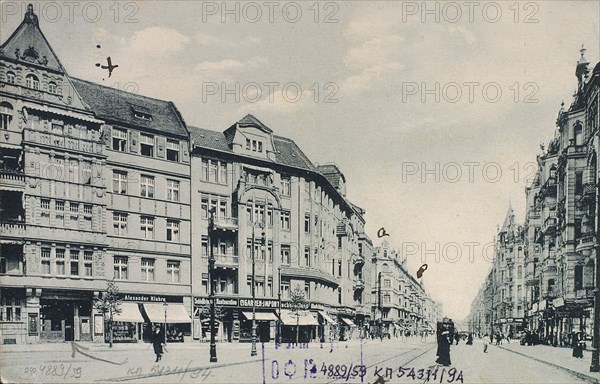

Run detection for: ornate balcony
[[213, 217, 239, 231], [0, 171, 25, 190], [576, 234, 595, 252], [0, 221, 26, 238], [213, 254, 239, 268], [541, 215, 557, 234]]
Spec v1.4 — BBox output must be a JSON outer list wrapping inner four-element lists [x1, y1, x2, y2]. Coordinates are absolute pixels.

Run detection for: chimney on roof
[[23, 4, 39, 27]]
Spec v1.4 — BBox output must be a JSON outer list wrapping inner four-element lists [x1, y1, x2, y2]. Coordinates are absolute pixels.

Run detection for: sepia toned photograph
[[0, 1, 599, 383]]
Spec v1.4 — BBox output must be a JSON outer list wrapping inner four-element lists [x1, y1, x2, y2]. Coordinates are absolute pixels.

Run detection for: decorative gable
[[224, 114, 276, 161]]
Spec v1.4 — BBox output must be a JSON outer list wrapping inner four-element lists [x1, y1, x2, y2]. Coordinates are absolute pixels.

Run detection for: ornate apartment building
[[0, 6, 440, 344], [468, 47, 599, 345]]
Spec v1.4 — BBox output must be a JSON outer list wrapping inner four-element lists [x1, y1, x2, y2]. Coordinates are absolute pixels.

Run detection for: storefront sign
[[122, 294, 180, 303], [194, 297, 310, 310]]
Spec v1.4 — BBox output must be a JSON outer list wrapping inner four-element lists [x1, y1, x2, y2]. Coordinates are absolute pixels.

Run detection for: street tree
[[93, 280, 122, 348], [290, 287, 307, 345]]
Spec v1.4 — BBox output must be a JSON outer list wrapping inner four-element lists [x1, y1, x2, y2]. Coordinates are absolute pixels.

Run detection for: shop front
[[279, 309, 318, 343], [39, 289, 95, 343], [114, 294, 191, 343]]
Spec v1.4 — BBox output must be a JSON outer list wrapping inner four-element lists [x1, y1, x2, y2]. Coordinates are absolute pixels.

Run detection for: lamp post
[[590, 176, 600, 372], [378, 271, 382, 341], [163, 302, 168, 345], [250, 222, 265, 357], [277, 265, 282, 345], [208, 208, 218, 363]]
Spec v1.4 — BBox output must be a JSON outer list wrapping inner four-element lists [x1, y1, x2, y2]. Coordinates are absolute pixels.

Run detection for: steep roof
[[316, 164, 346, 188], [500, 203, 515, 233], [0, 5, 64, 73], [190, 125, 316, 172], [71, 78, 188, 138]]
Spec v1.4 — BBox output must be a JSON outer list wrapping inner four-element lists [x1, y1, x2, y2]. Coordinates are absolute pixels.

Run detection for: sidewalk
[[495, 341, 600, 383]]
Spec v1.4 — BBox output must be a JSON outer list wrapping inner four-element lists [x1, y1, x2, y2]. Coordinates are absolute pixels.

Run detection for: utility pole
[[208, 208, 217, 363], [590, 173, 600, 372]]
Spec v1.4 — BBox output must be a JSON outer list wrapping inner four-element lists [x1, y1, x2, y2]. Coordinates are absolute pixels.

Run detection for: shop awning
[[143, 303, 191, 323], [318, 311, 336, 324], [114, 302, 144, 323], [242, 311, 278, 321], [340, 318, 357, 327], [280, 310, 319, 326]]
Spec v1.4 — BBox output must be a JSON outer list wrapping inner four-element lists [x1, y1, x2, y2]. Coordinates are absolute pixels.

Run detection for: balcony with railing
[[576, 233, 595, 252], [23, 128, 104, 155], [0, 221, 26, 238], [213, 217, 239, 231], [0, 170, 25, 190], [541, 213, 557, 234], [213, 253, 239, 268]]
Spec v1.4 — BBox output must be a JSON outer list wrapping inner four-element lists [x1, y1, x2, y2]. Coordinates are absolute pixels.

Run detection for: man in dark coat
[[572, 332, 584, 358], [152, 327, 165, 362], [436, 329, 452, 366]]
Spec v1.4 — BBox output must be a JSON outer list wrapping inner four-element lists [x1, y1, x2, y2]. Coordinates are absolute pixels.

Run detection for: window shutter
[[181, 141, 189, 163], [129, 130, 139, 153], [156, 136, 166, 158]]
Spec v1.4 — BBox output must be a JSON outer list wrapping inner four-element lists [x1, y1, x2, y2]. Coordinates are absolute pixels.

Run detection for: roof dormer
[[224, 114, 276, 161]]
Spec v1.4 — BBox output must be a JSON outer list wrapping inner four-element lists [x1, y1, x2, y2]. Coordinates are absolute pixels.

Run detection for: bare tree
[[290, 287, 307, 345], [93, 280, 122, 348]]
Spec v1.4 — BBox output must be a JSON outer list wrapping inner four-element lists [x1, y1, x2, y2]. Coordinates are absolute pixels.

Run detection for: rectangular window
[[1, 297, 22, 322], [141, 258, 155, 282], [56, 248, 65, 275], [304, 214, 310, 233], [140, 134, 154, 157], [113, 212, 128, 235], [55, 200, 64, 212], [140, 175, 154, 198], [113, 256, 128, 280], [281, 282, 290, 300], [41, 199, 50, 210], [201, 197, 209, 219], [112, 128, 127, 151], [209, 161, 217, 183], [304, 247, 311, 267], [70, 250, 79, 276], [201, 236, 208, 258], [201, 273, 208, 294], [219, 162, 227, 184], [280, 211, 290, 230], [219, 200, 227, 218], [167, 179, 180, 202], [140, 216, 155, 239], [112, 170, 128, 194], [166, 139, 180, 162], [246, 138, 251, 150], [281, 176, 292, 196], [575, 265, 584, 290], [69, 202, 79, 213], [281, 245, 291, 265], [41, 247, 51, 274], [84, 204, 92, 215], [83, 251, 93, 276], [167, 261, 180, 283], [166, 220, 180, 242], [201, 159, 209, 181]]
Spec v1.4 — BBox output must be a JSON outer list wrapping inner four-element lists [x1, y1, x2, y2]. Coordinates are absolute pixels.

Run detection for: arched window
[[0, 102, 14, 130], [382, 263, 389, 272], [25, 74, 39, 90], [48, 81, 57, 94], [6, 72, 16, 84]]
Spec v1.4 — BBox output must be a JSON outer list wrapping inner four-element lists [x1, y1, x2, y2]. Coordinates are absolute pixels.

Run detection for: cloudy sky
[[3, 1, 599, 321]]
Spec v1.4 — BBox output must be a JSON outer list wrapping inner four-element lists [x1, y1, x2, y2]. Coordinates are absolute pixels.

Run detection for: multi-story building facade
[[0, 6, 108, 344], [0, 6, 441, 345], [189, 116, 369, 343], [469, 47, 599, 346], [371, 240, 440, 337]]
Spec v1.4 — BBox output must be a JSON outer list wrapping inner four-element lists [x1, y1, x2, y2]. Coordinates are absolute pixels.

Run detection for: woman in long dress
[[436, 330, 452, 366]]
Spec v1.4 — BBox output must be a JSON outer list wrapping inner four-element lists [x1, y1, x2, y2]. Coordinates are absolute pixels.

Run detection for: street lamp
[[250, 222, 265, 357], [163, 302, 168, 345], [277, 266, 282, 345], [590, 177, 600, 372], [208, 208, 218, 363], [377, 271, 382, 341]]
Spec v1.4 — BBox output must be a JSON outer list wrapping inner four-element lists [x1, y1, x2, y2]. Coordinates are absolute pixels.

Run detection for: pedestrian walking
[[489, 333, 494, 344], [572, 332, 584, 358], [436, 328, 452, 366], [466, 333, 473, 345], [454, 332, 460, 345], [152, 326, 166, 362]]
